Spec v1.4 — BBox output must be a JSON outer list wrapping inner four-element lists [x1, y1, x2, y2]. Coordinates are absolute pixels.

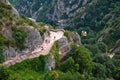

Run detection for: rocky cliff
[[9, 0, 91, 27], [0, 1, 82, 66], [0, 2, 43, 62]]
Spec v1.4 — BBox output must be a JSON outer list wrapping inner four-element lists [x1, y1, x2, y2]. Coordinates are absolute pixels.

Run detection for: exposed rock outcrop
[[3, 26, 43, 61], [23, 26, 43, 49], [45, 55, 55, 71], [1, 27, 13, 38], [70, 32, 82, 45], [4, 47, 16, 60], [58, 36, 70, 59], [58, 31, 82, 59], [65, 31, 82, 45], [9, 0, 90, 27]]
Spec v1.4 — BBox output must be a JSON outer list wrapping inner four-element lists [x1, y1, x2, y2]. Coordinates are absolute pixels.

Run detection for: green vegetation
[[64, 30, 71, 41], [60, 57, 79, 72], [0, 66, 10, 80], [8, 55, 46, 80], [98, 42, 108, 53], [43, 71, 84, 80], [10, 56, 46, 72], [112, 51, 120, 80], [0, 34, 5, 63], [20, 14, 38, 28], [84, 44, 100, 56], [103, 28, 120, 49], [0, 46, 4, 63], [0, 0, 120, 80], [68, 44, 92, 74], [92, 62, 107, 79], [12, 27, 28, 50], [0, 42, 120, 80], [49, 41, 60, 68]]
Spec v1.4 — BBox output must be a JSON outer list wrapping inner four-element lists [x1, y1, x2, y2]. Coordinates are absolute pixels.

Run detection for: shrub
[[85, 44, 100, 56], [12, 27, 28, 50], [60, 57, 75, 72], [113, 67, 120, 80], [69, 44, 93, 74], [0, 34, 5, 63], [92, 63, 107, 79], [0, 66, 10, 80], [98, 42, 108, 53], [64, 31, 70, 41]]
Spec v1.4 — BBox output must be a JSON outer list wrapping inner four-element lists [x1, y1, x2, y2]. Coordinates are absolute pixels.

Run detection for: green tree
[[93, 53, 110, 64], [0, 34, 5, 63], [104, 60, 115, 78], [85, 44, 100, 56], [69, 44, 93, 74], [44, 71, 85, 80], [114, 67, 120, 80], [30, 55, 46, 72], [92, 63, 107, 79], [98, 42, 108, 53], [113, 51, 120, 59], [60, 57, 79, 72], [12, 27, 28, 50], [0, 66, 10, 80], [93, 53, 115, 78], [0, 46, 4, 63]]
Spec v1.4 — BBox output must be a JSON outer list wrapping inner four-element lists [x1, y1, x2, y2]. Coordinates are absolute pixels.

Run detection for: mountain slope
[[9, 0, 91, 27], [0, 1, 82, 66], [0, 1, 44, 63], [1, 1, 120, 80]]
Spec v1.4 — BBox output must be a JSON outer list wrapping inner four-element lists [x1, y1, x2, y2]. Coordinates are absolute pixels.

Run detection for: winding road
[[3, 29, 64, 67]]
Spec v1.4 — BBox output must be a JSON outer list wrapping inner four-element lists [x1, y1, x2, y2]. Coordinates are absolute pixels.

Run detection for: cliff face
[[9, 0, 120, 34], [58, 31, 82, 59], [0, 1, 82, 64], [0, 2, 43, 62], [3, 21, 43, 61], [9, 0, 90, 27]]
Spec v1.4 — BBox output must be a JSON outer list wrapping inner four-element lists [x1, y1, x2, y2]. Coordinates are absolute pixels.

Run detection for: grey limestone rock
[[45, 55, 55, 71], [57, 36, 70, 59], [24, 26, 43, 49], [4, 47, 16, 60]]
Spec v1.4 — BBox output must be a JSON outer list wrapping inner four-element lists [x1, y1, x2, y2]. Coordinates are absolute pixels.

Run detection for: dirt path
[[3, 29, 64, 67]]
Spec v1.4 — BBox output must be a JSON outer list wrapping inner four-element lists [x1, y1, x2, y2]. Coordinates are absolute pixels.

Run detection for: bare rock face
[[58, 36, 68, 47], [66, 31, 82, 45], [11, 6, 19, 16], [1, 27, 12, 38], [45, 55, 55, 71], [23, 26, 43, 49], [57, 31, 82, 59], [3, 26, 43, 60], [71, 32, 82, 45], [57, 36, 70, 59], [4, 47, 16, 60], [9, 0, 90, 27]]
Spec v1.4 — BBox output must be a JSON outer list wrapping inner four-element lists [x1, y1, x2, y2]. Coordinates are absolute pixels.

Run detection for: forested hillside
[[9, 0, 120, 50], [0, 0, 120, 80]]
